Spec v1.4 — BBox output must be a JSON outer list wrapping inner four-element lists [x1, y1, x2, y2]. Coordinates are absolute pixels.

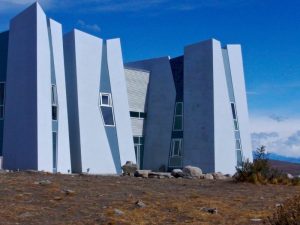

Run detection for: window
[[133, 136, 144, 169], [173, 102, 183, 131], [130, 111, 147, 119], [100, 93, 111, 106], [51, 85, 58, 120], [52, 132, 58, 173], [231, 103, 237, 119], [171, 139, 182, 157], [0, 82, 5, 119], [236, 139, 241, 150], [99, 92, 115, 126]]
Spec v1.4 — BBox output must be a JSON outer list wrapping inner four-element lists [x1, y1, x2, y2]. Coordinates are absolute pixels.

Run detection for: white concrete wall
[[48, 19, 71, 173], [107, 39, 136, 165], [71, 30, 116, 174], [36, 3, 52, 172], [226, 45, 253, 162], [212, 40, 236, 174], [3, 2, 39, 170]]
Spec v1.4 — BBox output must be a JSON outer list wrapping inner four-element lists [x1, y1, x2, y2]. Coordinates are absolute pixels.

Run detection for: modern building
[[126, 39, 253, 174], [1, 3, 71, 173], [0, 2, 252, 175]]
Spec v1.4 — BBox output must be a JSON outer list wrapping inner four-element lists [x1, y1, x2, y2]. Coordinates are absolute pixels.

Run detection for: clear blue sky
[[1, 0, 300, 157]]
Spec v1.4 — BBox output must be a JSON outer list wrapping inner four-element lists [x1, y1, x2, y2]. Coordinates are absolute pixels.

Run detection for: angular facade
[[64, 30, 135, 174], [126, 39, 253, 174], [0, 3, 252, 175], [2, 3, 71, 172]]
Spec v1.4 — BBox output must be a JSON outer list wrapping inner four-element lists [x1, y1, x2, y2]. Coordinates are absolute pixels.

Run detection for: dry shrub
[[234, 146, 299, 185], [266, 195, 300, 225]]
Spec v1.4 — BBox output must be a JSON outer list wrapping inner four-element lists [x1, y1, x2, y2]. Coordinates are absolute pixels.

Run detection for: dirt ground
[[0, 172, 299, 225]]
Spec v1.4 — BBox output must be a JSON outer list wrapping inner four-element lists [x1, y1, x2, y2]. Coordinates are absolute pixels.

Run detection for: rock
[[54, 196, 62, 201], [134, 170, 151, 178], [19, 212, 33, 218], [287, 173, 294, 179], [171, 169, 184, 178], [201, 207, 217, 214], [34, 180, 52, 185], [148, 172, 172, 178], [275, 203, 283, 207], [114, 209, 124, 216], [212, 172, 227, 180], [121, 161, 138, 176], [25, 170, 39, 174], [182, 166, 202, 178], [135, 200, 146, 208], [250, 218, 262, 222], [63, 189, 76, 196], [203, 173, 214, 180]]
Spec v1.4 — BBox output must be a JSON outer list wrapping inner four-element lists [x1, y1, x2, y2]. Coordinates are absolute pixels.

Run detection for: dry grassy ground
[[0, 172, 299, 225]]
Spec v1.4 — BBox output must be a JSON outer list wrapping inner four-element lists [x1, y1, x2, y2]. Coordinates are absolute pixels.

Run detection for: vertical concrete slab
[[106, 39, 136, 167], [226, 45, 253, 162], [126, 57, 176, 171], [36, 3, 52, 171], [48, 19, 71, 173], [184, 40, 215, 173], [65, 30, 116, 174], [212, 40, 236, 174], [3, 3, 39, 170]]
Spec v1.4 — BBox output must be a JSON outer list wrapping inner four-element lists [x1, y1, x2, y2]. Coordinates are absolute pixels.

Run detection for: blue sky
[[1, 0, 300, 158]]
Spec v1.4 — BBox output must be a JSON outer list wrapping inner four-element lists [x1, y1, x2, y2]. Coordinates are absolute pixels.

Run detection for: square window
[[100, 93, 112, 107], [51, 85, 58, 105], [234, 120, 239, 130], [0, 83, 5, 106], [130, 111, 139, 118], [101, 106, 115, 126]]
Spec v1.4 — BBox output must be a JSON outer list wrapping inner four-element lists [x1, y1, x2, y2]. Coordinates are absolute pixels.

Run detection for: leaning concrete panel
[[226, 45, 253, 162], [3, 3, 39, 170], [126, 57, 176, 171], [106, 39, 136, 166], [48, 19, 71, 173], [65, 30, 116, 174], [184, 40, 215, 173], [36, 3, 52, 172], [212, 40, 236, 174]]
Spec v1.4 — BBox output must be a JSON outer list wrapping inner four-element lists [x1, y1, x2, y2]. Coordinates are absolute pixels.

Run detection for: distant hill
[[269, 160, 300, 176], [253, 151, 300, 164]]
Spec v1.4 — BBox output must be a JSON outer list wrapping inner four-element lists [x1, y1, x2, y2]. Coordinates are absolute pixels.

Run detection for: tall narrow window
[[171, 139, 182, 157], [52, 132, 58, 173], [52, 85, 58, 120], [99, 93, 115, 126], [231, 103, 237, 119], [173, 102, 183, 131], [0, 82, 5, 119]]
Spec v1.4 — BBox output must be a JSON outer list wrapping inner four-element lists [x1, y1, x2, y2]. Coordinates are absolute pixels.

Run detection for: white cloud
[[250, 116, 300, 157], [77, 20, 100, 33]]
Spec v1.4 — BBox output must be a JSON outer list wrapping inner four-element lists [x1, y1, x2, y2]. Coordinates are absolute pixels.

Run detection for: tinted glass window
[[52, 106, 57, 120], [175, 102, 183, 115], [231, 103, 237, 119], [101, 95, 110, 106], [101, 106, 115, 126], [130, 111, 139, 118], [174, 116, 183, 130]]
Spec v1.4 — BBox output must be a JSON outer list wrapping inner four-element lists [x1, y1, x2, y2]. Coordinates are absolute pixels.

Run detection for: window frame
[[51, 84, 58, 121], [99, 92, 115, 127], [173, 102, 183, 131], [100, 93, 112, 107], [171, 138, 182, 157]]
